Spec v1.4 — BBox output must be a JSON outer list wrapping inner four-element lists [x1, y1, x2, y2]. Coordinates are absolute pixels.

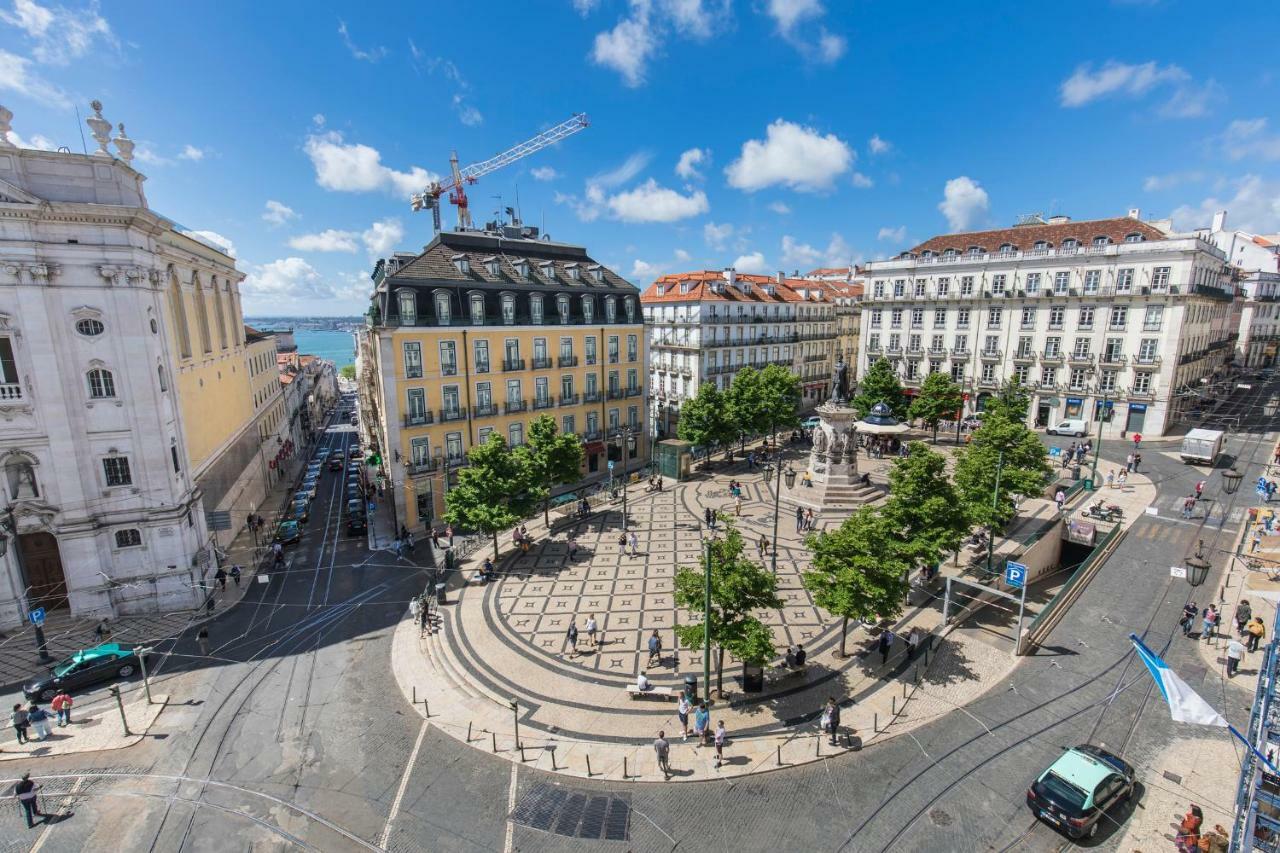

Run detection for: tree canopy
[[339, 364, 356, 381], [908, 372, 964, 442], [951, 411, 1052, 530], [982, 380, 1032, 423], [724, 364, 802, 438], [443, 433, 543, 557], [677, 382, 737, 460], [516, 414, 584, 526], [881, 442, 970, 568], [852, 357, 907, 419]]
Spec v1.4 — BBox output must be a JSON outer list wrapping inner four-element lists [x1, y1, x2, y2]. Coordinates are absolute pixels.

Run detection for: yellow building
[[358, 229, 647, 532]]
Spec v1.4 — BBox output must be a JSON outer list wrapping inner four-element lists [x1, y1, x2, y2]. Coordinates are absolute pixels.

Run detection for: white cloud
[[181, 229, 236, 257], [704, 221, 735, 249], [1158, 78, 1221, 119], [412, 55, 483, 127], [732, 251, 769, 274], [674, 248, 691, 262], [766, 0, 822, 33], [242, 257, 333, 301], [1171, 175, 1280, 234], [851, 171, 873, 188], [453, 95, 483, 127], [556, 151, 652, 221], [262, 200, 299, 226], [763, 0, 844, 63], [675, 147, 708, 180], [938, 176, 990, 231], [133, 145, 169, 166], [1142, 171, 1204, 192], [573, 0, 599, 14], [337, 20, 387, 62], [1221, 118, 1280, 162], [877, 225, 907, 242], [7, 129, 56, 149], [816, 28, 845, 63], [591, 2, 657, 87], [304, 130, 437, 196], [1059, 60, 1186, 107], [531, 166, 560, 181], [361, 218, 404, 256], [288, 229, 359, 253], [660, 0, 725, 39], [0, 0, 114, 66], [768, 201, 791, 215], [631, 258, 668, 280], [178, 144, 205, 161], [607, 178, 708, 223], [868, 134, 891, 154], [0, 49, 69, 107], [726, 119, 853, 193], [780, 233, 854, 269], [312, 113, 326, 127]]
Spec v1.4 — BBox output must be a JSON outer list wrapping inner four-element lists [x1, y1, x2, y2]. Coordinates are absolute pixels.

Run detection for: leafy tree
[[725, 366, 765, 444], [802, 507, 913, 657], [677, 382, 737, 462], [852, 357, 906, 419], [443, 433, 544, 558], [673, 521, 783, 694], [983, 380, 1032, 423], [881, 442, 970, 568], [952, 411, 1052, 532], [339, 364, 356, 381], [515, 414, 584, 527], [908, 372, 964, 442], [725, 364, 802, 444]]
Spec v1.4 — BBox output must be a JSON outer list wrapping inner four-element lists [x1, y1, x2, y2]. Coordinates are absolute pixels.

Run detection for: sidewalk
[[0, 693, 168, 761]]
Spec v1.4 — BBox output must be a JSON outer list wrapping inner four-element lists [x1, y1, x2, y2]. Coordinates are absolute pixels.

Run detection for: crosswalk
[[1143, 494, 1258, 525]]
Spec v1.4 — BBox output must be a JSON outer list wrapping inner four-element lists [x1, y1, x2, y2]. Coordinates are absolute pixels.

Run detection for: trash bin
[[683, 674, 697, 700], [1071, 465, 1081, 480], [742, 663, 764, 693], [434, 582, 447, 605]]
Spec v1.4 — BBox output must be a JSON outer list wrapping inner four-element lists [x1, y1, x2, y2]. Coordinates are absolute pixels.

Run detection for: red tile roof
[[907, 217, 1168, 256], [640, 270, 836, 304]]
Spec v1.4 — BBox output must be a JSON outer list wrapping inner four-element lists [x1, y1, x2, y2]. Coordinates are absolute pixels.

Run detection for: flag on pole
[[1129, 633, 1227, 727]]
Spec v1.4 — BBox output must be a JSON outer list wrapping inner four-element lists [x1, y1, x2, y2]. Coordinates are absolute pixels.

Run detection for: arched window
[[942, 248, 958, 259], [211, 276, 228, 349], [605, 297, 617, 322], [397, 290, 417, 325], [582, 296, 594, 324], [87, 367, 116, 398], [530, 294, 544, 324], [1033, 241, 1051, 253], [557, 294, 570, 324], [470, 293, 485, 325], [1061, 238, 1079, 251], [501, 294, 516, 324], [169, 270, 192, 358], [76, 318, 104, 336], [1092, 235, 1111, 247], [624, 297, 636, 322], [1124, 232, 1145, 243], [434, 292, 451, 326], [192, 274, 212, 353], [158, 364, 168, 392]]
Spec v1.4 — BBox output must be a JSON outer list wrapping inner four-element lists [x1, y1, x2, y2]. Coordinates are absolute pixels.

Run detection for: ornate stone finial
[[86, 99, 112, 157], [0, 105, 14, 149], [113, 122, 134, 164]]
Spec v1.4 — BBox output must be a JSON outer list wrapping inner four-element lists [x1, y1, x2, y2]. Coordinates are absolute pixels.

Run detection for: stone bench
[[626, 685, 675, 700]]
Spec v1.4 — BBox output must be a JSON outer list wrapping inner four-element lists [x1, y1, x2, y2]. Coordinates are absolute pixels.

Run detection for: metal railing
[[502, 358, 525, 372], [402, 412, 434, 428]]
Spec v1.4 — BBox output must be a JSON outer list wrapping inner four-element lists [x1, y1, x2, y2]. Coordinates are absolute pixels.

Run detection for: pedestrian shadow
[[40, 812, 74, 826]]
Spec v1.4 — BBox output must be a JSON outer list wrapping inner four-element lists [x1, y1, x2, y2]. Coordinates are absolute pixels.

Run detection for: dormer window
[[588, 264, 604, 283], [655, 283, 666, 296], [451, 254, 470, 275], [565, 262, 581, 282], [539, 261, 555, 281], [942, 248, 958, 259], [1033, 241, 1051, 253], [434, 291, 451, 326], [582, 296, 594, 323], [530, 294, 544, 324], [679, 282, 692, 294], [1061, 238, 1079, 250], [1092, 236, 1110, 247], [483, 255, 500, 277], [741, 282, 752, 295], [624, 297, 635, 322], [514, 259, 530, 279], [470, 293, 485, 325], [920, 250, 933, 258], [998, 243, 1015, 254], [397, 290, 417, 325], [501, 294, 516, 325], [967, 246, 983, 257], [557, 294, 570, 323], [605, 297, 617, 322], [1124, 232, 1144, 243]]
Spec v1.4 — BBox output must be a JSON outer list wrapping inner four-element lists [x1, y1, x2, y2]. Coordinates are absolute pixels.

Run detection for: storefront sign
[[1066, 519, 1096, 546], [1128, 403, 1148, 412]]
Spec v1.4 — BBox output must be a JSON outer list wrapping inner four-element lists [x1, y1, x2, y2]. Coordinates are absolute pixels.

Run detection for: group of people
[[645, 475, 665, 493], [429, 524, 455, 549], [1182, 598, 1268, 678], [794, 505, 817, 532], [876, 626, 926, 666], [1175, 803, 1229, 852], [211, 565, 242, 591], [1060, 440, 1093, 469], [9, 693, 73, 746], [512, 525, 534, 553], [656, 693, 727, 773], [391, 528, 416, 559], [563, 614, 600, 656]]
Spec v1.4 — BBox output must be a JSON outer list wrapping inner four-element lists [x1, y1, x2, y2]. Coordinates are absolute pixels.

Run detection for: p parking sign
[[1004, 561, 1027, 589]]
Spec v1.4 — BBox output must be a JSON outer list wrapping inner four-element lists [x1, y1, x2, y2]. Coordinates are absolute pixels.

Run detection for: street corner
[[0, 694, 169, 762]]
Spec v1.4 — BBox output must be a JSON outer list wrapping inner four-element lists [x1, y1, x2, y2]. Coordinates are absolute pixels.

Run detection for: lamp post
[[1086, 372, 1109, 492], [614, 427, 637, 534], [702, 535, 712, 705], [1185, 539, 1211, 588], [770, 463, 797, 576], [1222, 466, 1244, 496], [0, 508, 51, 662], [986, 450, 1005, 577]]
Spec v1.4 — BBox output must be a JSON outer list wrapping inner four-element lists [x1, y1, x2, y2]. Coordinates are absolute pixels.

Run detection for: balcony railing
[[439, 407, 467, 422], [626, 387, 642, 397], [559, 394, 580, 407], [502, 358, 526, 372], [558, 355, 579, 368], [406, 459, 438, 475], [532, 357, 553, 370], [1134, 354, 1162, 366], [980, 349, 1002, 361], [1012, 350, 1036, 362], [504, 400, 528, 414], [473, 403, 499, 418], [1068, 353, 1095, 365], [582, 429, 603, 442], [402, 412, 435, 428], [533, 397, 554, 410], [474, 361, 490, 374], [584, 390, 602, 403], [606, 388, 625, 400], [1099, 353, 1127, 366], [1128, 386, 1155, 399], [1040, 352, 1063, 364]]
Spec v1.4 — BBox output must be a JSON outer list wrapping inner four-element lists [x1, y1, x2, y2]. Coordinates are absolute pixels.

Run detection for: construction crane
[[411, 112, 589, 233]]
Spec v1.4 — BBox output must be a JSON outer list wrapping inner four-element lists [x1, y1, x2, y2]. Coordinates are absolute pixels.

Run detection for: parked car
[[1047, 419, 1088, 437], [346, 482, 362, 502], [288, 498, 311, 524], [23, 644, 150, 702], [346, 499, 367, 534], [801, 416, 822, 430], [292, 488, 313, 507], [349, 413, 358, 425], [1026, 744, 1135, 840], [274, 519, 302, 545], [348, 445, 361, 459], [328, 451, 345, 471]]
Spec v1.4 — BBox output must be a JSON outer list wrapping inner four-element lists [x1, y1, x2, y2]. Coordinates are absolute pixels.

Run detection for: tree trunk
[[492, 531, 499, 559], [839, 615, 848, 658], [543, 492, 550, 528], [716, 646, 725, 696], [931, 424, 939, 444]]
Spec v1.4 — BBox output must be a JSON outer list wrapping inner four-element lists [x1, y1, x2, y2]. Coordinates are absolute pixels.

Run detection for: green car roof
[[1040, 748, 1115, 803]]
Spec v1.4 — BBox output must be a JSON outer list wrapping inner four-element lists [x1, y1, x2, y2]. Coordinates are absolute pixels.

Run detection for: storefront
[[1124, 402, 1147, 434], [1064, 396, 1084, 419], [1036, 396, 1057, 428], [1093, 399, 1115, 424]]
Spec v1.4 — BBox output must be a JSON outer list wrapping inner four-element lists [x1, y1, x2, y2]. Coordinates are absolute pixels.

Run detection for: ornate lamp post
[[1185, 539, 1211, 588], [770, 465, 797, 576], [614, 427, 638, 533], [1222, 467, 1244, 496]]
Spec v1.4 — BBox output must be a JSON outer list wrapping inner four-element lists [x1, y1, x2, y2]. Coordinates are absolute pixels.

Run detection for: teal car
[[288, 498, 311, 523], [274, 519, 302, 545], [1026, 744, 1135, 839], [23, 643, 148, 702]]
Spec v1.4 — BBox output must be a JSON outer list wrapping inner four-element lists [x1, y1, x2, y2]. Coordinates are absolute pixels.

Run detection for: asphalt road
[[3, 376, 1276, 851]]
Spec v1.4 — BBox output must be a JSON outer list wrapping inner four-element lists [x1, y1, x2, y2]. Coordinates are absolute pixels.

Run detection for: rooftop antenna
[[514, 182, 522, 226], [73, 104, 88, 154], [491, 193, 503, 227]]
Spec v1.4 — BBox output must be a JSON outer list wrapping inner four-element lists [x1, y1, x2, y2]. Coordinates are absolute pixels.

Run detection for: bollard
[[902, 681, 908, 698], [466, 721, 472, 742], [623, 756, 628, 779], [109, 685, 132, 737], [519, 746, 526, 762], [550, 749, 558, 771], [423, 699, 430, 718], [413, 685, 417, 704], [873, 712, 878, 733], [777, 743, 782, 766], [892, 696, 897, 715], [815, 735, 821, 757], [586, 754, 593, 777], [491, 732, 498, 753]]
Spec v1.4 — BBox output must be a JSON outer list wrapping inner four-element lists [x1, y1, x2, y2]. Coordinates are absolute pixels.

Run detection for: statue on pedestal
[[830, 359, 849, 404]]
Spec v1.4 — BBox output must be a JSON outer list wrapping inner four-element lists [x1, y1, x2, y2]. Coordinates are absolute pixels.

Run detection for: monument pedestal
[[782, 402, 879, 515]]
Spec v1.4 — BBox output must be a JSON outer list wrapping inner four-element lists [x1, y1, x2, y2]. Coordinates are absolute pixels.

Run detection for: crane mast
[[411, 112, 589, 233]]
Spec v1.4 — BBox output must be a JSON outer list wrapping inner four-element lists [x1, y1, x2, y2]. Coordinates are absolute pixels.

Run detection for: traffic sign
[[1004, 561, 1027, 589], [608, 460, 615, 471], [28, 607, 45, 627]]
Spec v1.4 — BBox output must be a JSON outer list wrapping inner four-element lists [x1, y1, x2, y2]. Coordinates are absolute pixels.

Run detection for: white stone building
[[859, 211, 1236, 437], [1193, 210, 1280, 369]]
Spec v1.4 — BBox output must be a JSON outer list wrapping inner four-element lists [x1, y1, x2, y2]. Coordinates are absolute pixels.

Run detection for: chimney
[[776, 271, 784, 284], [1127, 208, 1141, 220], [1212, 210, 1227, 233], [724, 267, 737, 288]]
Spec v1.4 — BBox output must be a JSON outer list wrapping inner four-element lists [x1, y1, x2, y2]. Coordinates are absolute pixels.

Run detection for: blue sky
[[2, 0, 1278, 315]]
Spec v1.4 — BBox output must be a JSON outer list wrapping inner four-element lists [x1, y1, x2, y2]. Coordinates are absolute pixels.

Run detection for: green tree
[[677, 382, 737, 463], [339, 364, 356, 381], [516, 414, 584, 527], [758, 363, 802, 439], [673, 521, 783, 694], [725, 366, 765, 446], [852, 357, 907, 419], [443, 433, 544, 558], [802, 507, 913, 657], [952, 411, 1053, 533], [882, 442, 970, 568], [908, 372, 964, 442], [982, 380, 1032, 423]]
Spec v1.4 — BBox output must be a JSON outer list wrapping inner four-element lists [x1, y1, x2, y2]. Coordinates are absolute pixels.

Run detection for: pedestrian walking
[[1236, 599, 1253, 635], [676, 692, 691, 740], [12, 773, 44, 828], [1133, 433, 1142, 449], [1202, 604, 1219, 642], [9, 703, 28, 745], [406, 532, 415, 554], [431, 528, 441, 549], [95, 618, 112, 644], [654, 731, 671, 777], [273, 542, 285, 567], [26, 704, 51, 740], [51, 692, 72, 726], [1181, 602, 1198, 637], [1248, 616, 1267, 653], [1226, 637, 1245, 678], [1054, 489, 1066, 512], [794, 505, 804, 533], [586, 614, 598, 649], [805, 508, 815, 531], [907, 627, 922, 661], [197, 625, 210, 657], [1195, 479, 1206, 501], [214, 567, 227, 591], [647, 630, 662, 668], [878, 629, 894, 666], [1117, 469, 1128, 488], [629, 531, 639, 557], [1182, 494, 1196, 519], [822, 697, 841, 745], [393, 537, 403, 559], [446, 523, 454, 546], [706, 507, 715, 530], [714, 720, 726, 768], [758, 535, 769, 558], [1125, 452, 1134, 472], [694, 702, 710, 746], [1105, 470, 1115, 489], [229, 564, 241, 588], [565, 620, 579, 657], [568, 537, 579, 561], [1133, 451, 1142, 472]]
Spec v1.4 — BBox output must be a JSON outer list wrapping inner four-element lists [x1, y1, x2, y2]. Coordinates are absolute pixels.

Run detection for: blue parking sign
[[29, 607, 45, 627], [1004, 561, 1027, 589]]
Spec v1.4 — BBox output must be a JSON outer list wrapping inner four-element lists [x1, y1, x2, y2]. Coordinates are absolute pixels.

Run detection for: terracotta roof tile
[[906, 217, 1168, 256], [640, 270, 835, 304]]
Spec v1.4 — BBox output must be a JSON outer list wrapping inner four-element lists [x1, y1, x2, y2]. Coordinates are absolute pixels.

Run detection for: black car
[[346, 499, 367, 534], [23, 643, 149, 702], [328, 451, 345, 471]]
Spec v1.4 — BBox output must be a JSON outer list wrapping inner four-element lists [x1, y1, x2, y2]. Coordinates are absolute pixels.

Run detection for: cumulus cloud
[[1059, 60, 1215, 117], [0, 49, 69, 107], [780, 233, 855, 269], [704, 221, 735, 250], [1170, 175, 1280, 234], [631, 258, 668, 280], [556, 151, 652, 221], [1142, 172, 1204, 192], [181, 229, 236, 257], [732, 251, 769, 274], [768, 201, 791, 215], [7, 129, 56, 149], [178, 144, 205, 161], [726, 119, 853, 193], [338, 20, 387, 62], [938, 176, 990, 231], [242, 257, 333, 301], [1220, 118, 1280, 162], [675, 147, 708, 180], [262, 200, 299, 226], [607, 178, 709, 223], [361, 218, 404, 256], [1, 0, 114, 66], [851, 171, 873, 188], [762, 0, 845, 64], [288, 229, 359, 253], [531, 166, 560, 181], [304, 130, 437, 196], [591, 2, 657, 87], [877, 225, 907, 243], [868, 134, 891, 154]]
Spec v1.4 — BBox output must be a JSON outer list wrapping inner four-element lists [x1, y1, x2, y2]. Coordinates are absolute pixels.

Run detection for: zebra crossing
[[1144, 494, 1254, 525]]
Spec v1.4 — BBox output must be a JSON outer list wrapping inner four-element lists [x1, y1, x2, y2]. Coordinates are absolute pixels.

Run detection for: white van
[[1047, 418, 1088, 437]]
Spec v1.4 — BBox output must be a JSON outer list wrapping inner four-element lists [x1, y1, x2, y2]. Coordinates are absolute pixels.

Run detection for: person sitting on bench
[[478, 557, 496, 583], [636, 672, 652, 692], [859, 472, 871, 487], [785, 646, 797, 668], [793, 643, 807, 668]]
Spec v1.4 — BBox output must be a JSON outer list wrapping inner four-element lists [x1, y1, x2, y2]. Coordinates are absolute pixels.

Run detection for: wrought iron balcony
[[1039, 352, 1064, 364], [533, 397, 554, 410], [584, 390, 602, 403], [532, 357, 553, 370], [439, 407, 467, 423], [558, 355, 579, 368], [559, 394, 580, 407], [504, 400, 528, 414], [473, 403, 499, 418], [502, 358, 526, 372], [402, 412, 435, 428]]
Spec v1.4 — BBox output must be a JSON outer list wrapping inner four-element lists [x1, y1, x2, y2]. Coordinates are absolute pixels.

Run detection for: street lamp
[[1185, 539, 1211, 588], [1085, 371, 1109, 492], [770, 462, 796, 577], [1222, 467, 1244, 496], [614, 427, 638, 533]]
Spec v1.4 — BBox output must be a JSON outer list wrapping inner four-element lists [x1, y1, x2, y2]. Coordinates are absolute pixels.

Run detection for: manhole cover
[[929, 808, 952, 827], [510, 783, 630, 841]]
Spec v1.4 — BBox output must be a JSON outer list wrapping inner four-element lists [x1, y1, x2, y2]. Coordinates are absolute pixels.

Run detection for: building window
[[1078, 305, 1095, 328], [1025, 272, 1041, 295], [582, 296, 594, 324], [169, 272, 192, 359], [605, 297, 617, 322], [585, 336, 597, 365], [1072, 338, 1091, 358], [1048, 306, 1065, 328], [1109, 306, 1128, 329], [501, 294, 516, 324], [987, 307, 1002, 328], [1014, 365, 1030, 384], [1099, 370, 1117, 392], [608, 336, 620, 364], [411, 437, 430, 466], [87, 368, 116, 398], [1044, 337, 1061, 357], [439, 341, 457, 376], [114, 529, 142, 548], [1143, 305, 1164, 331], [193, 277, 212, 353], [911, 308, 924, 328], [446, 432, 463, 461], [1068, 368, 1088, 391], [530, 294, 544, 324], [1116, 268, 1134, 293], [435, 292, 451, 325], [624, 298, 636, 322], [506, 378, 522, 405], [475, 381, 492, 411], [960, 276, 974, 297], [1083, 270, 1100, 294], [627, 334, 638, 361], [535, 376, 550, 405], [870, 309, 882, 327], [1125, 232, 1144, 243], [403, 342, 423, 379], [1138, 339, 1158, 361], [103, 456, 132, 487], [991, 274, 1006, 295], [76, 318, 105, 336], [558, 295, 571, 324], [509, 421, 524, 447], [1053, 272, 1070, 294], [1133, 372, 1152, 393], [442, 386, 461, 418], [470, 293, 485, 325], [158, 365, 167, 392], [937, 278, 950, 296], [398, 291, 417, 325], [474, 339, 490, 373], [956, 308, 970, 329], [561, 374, 574, 398], [933, 308, 946, 328], [171, 441, 181, 473], [1152, 267, 1171, 290], [562, 414, 576, 434]]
